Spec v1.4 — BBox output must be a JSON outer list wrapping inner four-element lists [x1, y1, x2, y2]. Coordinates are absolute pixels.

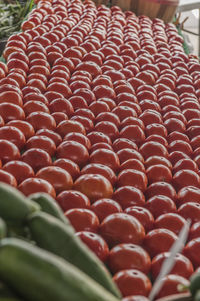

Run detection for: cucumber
[[0, 218, 7, 239], [27, 211, 121, 298], [190, 272, 200, 297], [0, 238, 120, 301], [28, 193, 72, 227], [0, 183, 40, 222], [195, 290, 200, 301]]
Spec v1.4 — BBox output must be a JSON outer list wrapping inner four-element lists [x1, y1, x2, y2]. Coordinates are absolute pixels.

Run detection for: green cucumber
[[0, 183, 40, 222], [195, 290, 200, 301], [0, 218, 6, 239], [28, 193, 72, 227], [0, 238, 120, 301], [190, 272, 200, 297], [27, 211, 121, 298]]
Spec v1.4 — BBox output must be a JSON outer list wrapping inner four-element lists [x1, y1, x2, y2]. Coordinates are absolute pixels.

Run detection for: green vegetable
[[0, 182, 40, 222], [0, 238, 120, 301], [27, 211, 121, 298], [195, 290, 200, 301], [190, 272, 200, 297], [28, 193, 72, 227], [0, 218, 6, 239]]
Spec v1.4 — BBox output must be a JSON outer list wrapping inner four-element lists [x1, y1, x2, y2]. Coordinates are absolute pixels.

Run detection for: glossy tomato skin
[[145, 182, 177, 201], [143, 229, 178, 258], [113, 186, 145, 210], [90, 149, 120, 172], [25, 135, 56, 157], [145, 156, 172, 170], [113, 269, 152, 297], [178, 202, 200, 224], [173, 170, 200, 191], [124, 206, 154, 232], [81, 163, 117, 186], [3, 160, 34, 184], [76, 231, 109, 262], [21, 148, 52, 172], [184, 238, 200, 267], [99, 213, 145, 247], [189, 222, 200, 240], [73, 174, 113, 203], [155, 275, 189, 299], [18, 177, 56, 198], [145, 195, 176, 219], [65, 208, 99, 233], [177, 186, 200, 207], [53, 158, 80, 180], [36, 166, 73, 195], [56, 190, 90, 212], [154, 213, 186, 236], [0, 139, 20, 163], [91, 199, 122, 223], [117, 169, 147, 192], [151, 252, 194, 280], [0, 170, 17, 187], [108, 243, 151, 274]]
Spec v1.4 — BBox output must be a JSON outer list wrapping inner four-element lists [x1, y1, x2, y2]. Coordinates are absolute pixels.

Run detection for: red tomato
[[56, 141, 89, 167], [124, 206, 154, 232], [145, 156, 172, 170], [94, 121, 119, 141], [109, 243, 151, 274], [36, 129, 62, 147], [117, 149, 144, 164], [169, 151, 190, 166], [117, 169, 147, 192], [25, 136, 56, 157], [57, 120, 86, 137], [113, 138, 138, 152], [3, 160, 34, 184], [113, 269, 152, 297], [81, 163, 117, 186], [120, 125, 145, 147], [143, 229, 178, 258], [139, 141, 168, 160], [0, 140, 20, 163], [26, 112, 56, 131], [173, 170, 200, 191], [0, 103, 25, 123], [56, 190, 90, 212], [53, 158, 80, 180], [146, 164, 172, 184], [145, 195, 176, 219], [18, 177, 56, 197], [151, 252, 193, 280], [146, 182, 177, 201], [74, 174, 113, 203], [36, 166, 73, 194], [155, 275, 189, 299], [154, 212, 186, 236], [145, 123, 168, 138], [178, 202, 200, 224], [184, 238, 200, 267], [173, 159, 198, 174], [64, 132, 91, 150], [0, 126, 25, 150], [76, 231, 109, 262], [91, 198, 122, 223], [120, 159, 145, 173], [99, 213, 145, 247], [52, 112, 68, 125], [189, 222, 200, 240], [65, 208, 99, 232], [0, 91, 23, 106], [21, 148, 52, 172], [113, 186, 145, 209], [0, 170, 17, 187], [49, 98, 74, 116], [96, 112, 120, 128], [90, 149, 120, 172]]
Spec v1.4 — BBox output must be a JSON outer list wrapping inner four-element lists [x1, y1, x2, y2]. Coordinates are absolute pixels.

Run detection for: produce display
[[0, 0, 200, 299]]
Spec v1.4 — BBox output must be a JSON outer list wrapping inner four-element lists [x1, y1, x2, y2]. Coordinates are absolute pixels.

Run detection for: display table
[[176, 0, 200, 56]]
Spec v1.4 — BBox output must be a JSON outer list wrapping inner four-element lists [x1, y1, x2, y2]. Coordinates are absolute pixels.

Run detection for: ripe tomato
[[56, 140, 89, 167], [117, 169, 147, 192], [18, 177, 56, 198], [120, 159, 145, 173], [0, 91, 23, 106], [139, 141, 168, 160], [184, 238, 200, 268], [3, 160, 34, 184], [151, 252, 194, 280], [96, 112, 120, 128], [154, 213, 186, 236], [25, 136, 56, 156], [145, 156, 172, 170], [109, 243, 151, 274], [117, 149, 144, 164], [120, 125, 145, 147], [36, 166, 73, 194], [155, 275, 189, 299], [81, 163, 117, 186], [26, 112, 56, 131], [189, 222, 200, 240], [74, 174, 113, 203], [21, 148, 52, 172], [64, 132, 91, 150], [0, 126, 25, 150], [65, 208, 99, 232], [76, 231, 109, 262], [91, 199, 122, 223], [90, 149, 120, 172], [57, 120, 86, 137], [173, 159, 198, 174], [36, 129, 62, 147], [146, 195, 176, 219], [145, 182, 177, 201], [113, 269, 152, 297], [99, 213, 145, 247], [0, 103, 25, 123], [0, 140, 20, 163], [113, 186, 145, 209], [173, 170, 200, 191], [113, 138, 138, 152], [143, 229, 178, 258], [56, 190, 90, 212], [146, 164, 172, 184], [124, 206, 154, 232], [53, 158, 80, 180], [178, 202, 200, 224], [49, 98, 74, 116], [0, 170, 17, 187]]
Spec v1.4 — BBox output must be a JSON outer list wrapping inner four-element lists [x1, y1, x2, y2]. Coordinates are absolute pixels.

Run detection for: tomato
[[25, 135, 56, 157], [145, 156, 172, 170], [0, 170, 17, 187], [56, 190, 90, 212], [154, 212, 187, 235], [145, 182, 177, 201], [155, 275, 189, 299], [173, 170, 200, 191], [76, 231, 109, 262], [52, 112, 68, 125], [74, 174, 113, 203], [57, 120, 86, 137], [113, 138, 138, 152], [94, 121, 119, 141], [99, 213, 145, 247], [120, 159, 145, 173], [189, 222, 200, 240], [124, 206, 154, 232], [81, 163, 117, 186], [49, 98, 74, 116], [21, 148, 52, 172], [113, 269, 152, 297], [36, 129, 62, 147], [145, 123, 168, 138], [145, 194, 176, 219], [178, 202, 200, 224], [184, 237, 200, 268], [152, 252, 193, 280], [164, 118, 186, 134], [3, 160, 34, 184], [120, 125, 145, 147], [91, 198, 122, 222], [36, 166, 73, 194], [143, 229, 178, 258], [64, 132, 91, 150], [90, 149, 120, 172], [146, 164, 172, 184], [56, 141, 89, 167], [139, 141, 168, 160], [169, 151, 189, 166], [113, 185, 145, 210], [0, 125, 26, 150], [95, 112, 120, 128], [0, 103, 25, 123], [0, 91, 23, 106], [18, 177, 56, 198], [26, 112, 56, 131], [117, 169, 147, 192], [65, 208, 99, 232], [0, 140, 20, 163], [76, 61, 101, 78], [173, 159, 198, 175]]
